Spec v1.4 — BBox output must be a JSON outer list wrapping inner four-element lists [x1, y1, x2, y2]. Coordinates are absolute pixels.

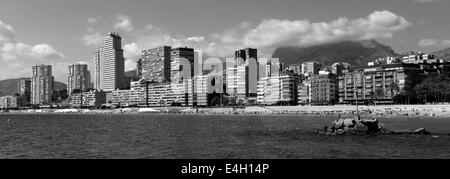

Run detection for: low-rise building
[[0, 96, 24, 109], [70, 90, 107, 108]]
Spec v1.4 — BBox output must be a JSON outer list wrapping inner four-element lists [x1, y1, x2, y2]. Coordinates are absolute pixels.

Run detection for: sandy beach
[[2, 105, 450, 118]]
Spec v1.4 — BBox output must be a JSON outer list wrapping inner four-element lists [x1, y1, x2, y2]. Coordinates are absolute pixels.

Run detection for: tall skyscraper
[[99, 32, 125, 91], [67, 63, 91, 94], [94, 48, 101, 90], [171, 47, 195, 83], [31, 64, 54, 105], [142, 46, 172, 83], [226, 48, 259, 99]]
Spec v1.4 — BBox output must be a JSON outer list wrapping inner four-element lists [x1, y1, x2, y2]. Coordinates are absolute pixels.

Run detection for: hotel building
[[99, 32, 125, 91], [31, 64, 54, 105], [67, 63, 91, 94]]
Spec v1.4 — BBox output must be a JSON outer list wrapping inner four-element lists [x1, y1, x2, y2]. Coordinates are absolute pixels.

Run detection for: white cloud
[[81, 32, 103, 46], [241, 10, 411, 52], [123, 42, 141, 71], [145, 24, 154, 30], [113, 14, 134, 32], [418, 38, 450, 47], [87, 18, 99, 25], [0, 19, 65, 80], [0, 20, 15, 43], [82, 10, 412, 70], [414, 0, 446, 3], [30, 44, 65, 59]]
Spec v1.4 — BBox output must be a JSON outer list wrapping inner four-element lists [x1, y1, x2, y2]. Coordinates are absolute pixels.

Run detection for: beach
[[2, 105, 450, 118]]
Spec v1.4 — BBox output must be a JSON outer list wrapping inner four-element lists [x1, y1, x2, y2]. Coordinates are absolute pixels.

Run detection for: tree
[[375, 88, 384, 103], [388, 82, 400, 103]]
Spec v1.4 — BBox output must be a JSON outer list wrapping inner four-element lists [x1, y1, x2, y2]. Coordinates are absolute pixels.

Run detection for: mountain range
[[272, 40, 400, 66], [431, 48, 450, 60], [0, 78, 67, 97]]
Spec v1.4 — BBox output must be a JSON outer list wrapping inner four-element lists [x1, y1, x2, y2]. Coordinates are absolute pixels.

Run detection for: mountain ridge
[[0, 78, 67, 97], [272, 39, 400, 66]]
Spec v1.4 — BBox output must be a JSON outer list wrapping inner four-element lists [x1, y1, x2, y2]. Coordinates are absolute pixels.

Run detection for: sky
[[1, 0, 450, 82]]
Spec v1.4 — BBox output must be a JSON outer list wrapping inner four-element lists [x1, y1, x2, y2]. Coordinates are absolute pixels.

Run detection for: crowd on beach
[[2, 105, 450, 117]]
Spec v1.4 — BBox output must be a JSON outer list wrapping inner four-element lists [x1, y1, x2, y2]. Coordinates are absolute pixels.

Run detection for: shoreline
[[1, 105, 450, 119]]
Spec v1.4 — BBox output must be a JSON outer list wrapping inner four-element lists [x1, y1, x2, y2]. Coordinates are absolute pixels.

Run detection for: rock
[[360, 119, 380, 135], [355, 123, 368, 133], [413, 128, 429, 135], [333, 119, 345, 129], [343, 118, 356, 127], [336, 129, 345, 135]]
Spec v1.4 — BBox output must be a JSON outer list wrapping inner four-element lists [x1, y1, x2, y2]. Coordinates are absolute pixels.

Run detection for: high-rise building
[[31, 64, 54, 105], [137, 58, 143, 79], [171, 47, 195, 83], [142, 46, 172, 83], [99, 32, 125, 91], [67, 63, 91, 94], [226, 48, 259, 102], [94, 48, 101, 90], [18, 79, 31, 104], [257, 74, 300, 106]]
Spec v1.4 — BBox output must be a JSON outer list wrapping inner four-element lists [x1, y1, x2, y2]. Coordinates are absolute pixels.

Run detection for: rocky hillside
[[272, 39, 399, 66], [431, 47, 450, 60], [0, 78, 67, 97]]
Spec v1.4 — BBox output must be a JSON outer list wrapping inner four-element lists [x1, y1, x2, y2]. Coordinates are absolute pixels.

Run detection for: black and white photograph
[[0, 0, 449, 176]]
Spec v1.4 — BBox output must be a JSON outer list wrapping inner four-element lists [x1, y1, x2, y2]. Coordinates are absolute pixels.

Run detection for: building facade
[[68, 63, 91, 94], [298, 78, 311, 104], [99, 32, 125, 91], [170, 47, 195, 83], [94, 48, 101, 90], [338, 63, 427, 105], [31, 64, 54, 105], [70, 90, 106, 108], [288, 64, 302, 76], [18, 79, 31, 105], [301, 61, 323, 76], [331, 62, 351, 75], [310, 73, 338, 105], [0, 96, 24, 109], [257, 74, 299, 105], [141, 46, 172, 83], [225, 48, 259, 104]]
